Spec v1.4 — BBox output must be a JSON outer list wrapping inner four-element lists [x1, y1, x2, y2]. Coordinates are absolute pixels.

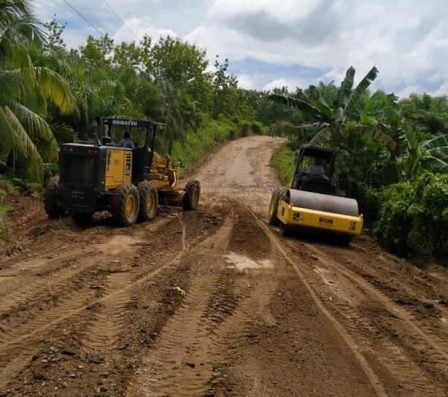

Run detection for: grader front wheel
[[111, 184, 140, 226], [44, 176, 65, 219], [183, 179, 200, 211]]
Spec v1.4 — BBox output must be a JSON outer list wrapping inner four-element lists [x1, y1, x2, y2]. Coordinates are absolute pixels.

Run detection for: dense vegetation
[[0, 1, 447, 261], [0, 1, 269, 185], [270, 68, 448, 261]]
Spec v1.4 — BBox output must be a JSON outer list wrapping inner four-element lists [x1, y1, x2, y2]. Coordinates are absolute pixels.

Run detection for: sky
[[34, 0, 448, 97]]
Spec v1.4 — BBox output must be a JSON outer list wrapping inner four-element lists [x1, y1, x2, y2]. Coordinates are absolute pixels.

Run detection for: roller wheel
[[337, 235, 352, 246], [44, 176, 64, 219], [268, 188, 287, 226], [111, 184, 140, 226], [138, 181, 158, 221], [183, 179, 200, 211], [279, 223, 292, 237]]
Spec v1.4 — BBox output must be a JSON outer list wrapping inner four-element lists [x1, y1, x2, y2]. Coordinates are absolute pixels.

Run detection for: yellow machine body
[[276, 199, 363, 236], [104, 148, 132, 189]]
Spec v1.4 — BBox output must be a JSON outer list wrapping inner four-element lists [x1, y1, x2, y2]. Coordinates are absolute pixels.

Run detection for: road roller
[[268, 145, 363, 244]]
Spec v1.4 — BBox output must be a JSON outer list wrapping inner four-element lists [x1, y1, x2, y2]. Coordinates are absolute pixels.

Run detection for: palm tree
[[0, 0, 76, 180], [270, 66, 396, 151]]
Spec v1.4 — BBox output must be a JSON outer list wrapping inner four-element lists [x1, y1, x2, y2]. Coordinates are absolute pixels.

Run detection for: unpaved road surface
[[1, 136, 448, 396]]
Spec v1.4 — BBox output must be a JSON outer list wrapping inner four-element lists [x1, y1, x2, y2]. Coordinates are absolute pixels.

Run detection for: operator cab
[[97, 118, 164, 183], [291, 145, 338, 195]]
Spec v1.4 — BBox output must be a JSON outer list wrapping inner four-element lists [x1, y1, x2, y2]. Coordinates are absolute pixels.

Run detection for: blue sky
[[34, 0, 448, 96]]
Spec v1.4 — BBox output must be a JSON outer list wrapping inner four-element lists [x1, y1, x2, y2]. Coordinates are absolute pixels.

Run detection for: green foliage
[[374, 173, 448, 259], [170, 117, 255, 173], [0, 178, 17, 236], [0, 6, 76, 182], [269, 66, 392, 151], [270, 145, 295, 185]]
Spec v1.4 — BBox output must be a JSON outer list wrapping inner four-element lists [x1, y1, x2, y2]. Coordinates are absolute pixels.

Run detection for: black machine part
[[291, 145, 339, 194], [293, 145, 338, 182]]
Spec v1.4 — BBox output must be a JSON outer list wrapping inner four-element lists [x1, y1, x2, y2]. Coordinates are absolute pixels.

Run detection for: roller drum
[[287, 189, 359, 216]]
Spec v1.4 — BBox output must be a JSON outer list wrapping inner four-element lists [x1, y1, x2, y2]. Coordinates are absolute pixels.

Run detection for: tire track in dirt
[[0, 218, 172, 320], [125, 215, 235, 396], [303, 253, 443, 395], [0, 217, 185, 392], [0, 287, 95, 391], [126, 207, 280, 396], [80, 217, 190, 358], [82, 271, 135, 355], [0, 252, 97, 317], [298, 242, 448, 394], [249, 210, 389, 397], [307, 244, 448, 355]]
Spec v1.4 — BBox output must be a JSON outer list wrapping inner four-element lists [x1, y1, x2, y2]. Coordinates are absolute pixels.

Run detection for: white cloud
[[263, 78, 297, 91], [34, 0, 448, 95], [113, 18, 177, 43], [186, 0, 448, 95], [236, 74, 256, 89]]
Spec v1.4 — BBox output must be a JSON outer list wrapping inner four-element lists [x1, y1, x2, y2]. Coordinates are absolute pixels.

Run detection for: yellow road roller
[[269, 145, 363, 244]]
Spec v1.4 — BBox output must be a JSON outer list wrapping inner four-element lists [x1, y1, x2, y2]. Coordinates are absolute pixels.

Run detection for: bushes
[[170, 116, 264, 173], [0, 179, 16, 236], [270, 146, 295, 185], [374, 173, 448, 259]]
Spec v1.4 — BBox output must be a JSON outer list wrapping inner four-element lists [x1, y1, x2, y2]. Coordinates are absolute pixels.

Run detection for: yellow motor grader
[[268, 145, 363, 244], [44, 118, 200, 226]]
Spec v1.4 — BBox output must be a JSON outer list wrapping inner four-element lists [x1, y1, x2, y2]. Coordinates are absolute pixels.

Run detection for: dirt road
[[1, 135, 448, 396]]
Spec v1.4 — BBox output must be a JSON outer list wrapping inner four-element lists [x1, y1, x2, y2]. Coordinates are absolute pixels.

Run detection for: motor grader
[[44, 118, 200, 226], [268, 145, 363, 244]]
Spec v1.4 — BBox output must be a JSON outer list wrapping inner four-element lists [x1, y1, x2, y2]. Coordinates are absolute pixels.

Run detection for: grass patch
[[171, 116, 265, 174], [270, 144, 295, 185]]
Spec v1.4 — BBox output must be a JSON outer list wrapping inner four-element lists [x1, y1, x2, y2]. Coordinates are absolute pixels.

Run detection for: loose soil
[[0, 136, 447, 396]]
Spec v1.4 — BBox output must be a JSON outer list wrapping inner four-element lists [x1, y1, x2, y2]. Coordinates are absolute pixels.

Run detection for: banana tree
[[400, 126, 448, 181], [270, 66, 396, 151]]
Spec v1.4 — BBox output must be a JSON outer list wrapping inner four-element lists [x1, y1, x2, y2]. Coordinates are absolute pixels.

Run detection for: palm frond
[[345, 66, 379, 113], [34, 67, 77, 114], [422, 155, 448, 173], [308, 127, 331, 147], [7, 101, 58, 161], [421, 134, 448, 151], [307, 86, 333, 120], [337, 66, 355, 108], [269, 94, 325, 121], [0, 105, 43, 180], [350, 124, 397, 151]]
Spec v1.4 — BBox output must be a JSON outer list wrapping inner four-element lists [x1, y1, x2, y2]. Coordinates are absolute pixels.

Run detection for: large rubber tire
[[43, 176, 64, 219], [183, 179, 200, 211], [138, 181, 158, 221], [111, 184, 140, 226], [268, 188, 287, 226]]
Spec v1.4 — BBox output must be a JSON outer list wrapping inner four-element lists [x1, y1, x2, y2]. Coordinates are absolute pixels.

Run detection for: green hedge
[[374, 173, 448, 259]]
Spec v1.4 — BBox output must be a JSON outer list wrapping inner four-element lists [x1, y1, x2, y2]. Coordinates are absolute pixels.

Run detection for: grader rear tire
[[111, 184, 140, 226], [44, 176, 64, 219], [138, 181, 158, 221], [183, 179, 200, 211]]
